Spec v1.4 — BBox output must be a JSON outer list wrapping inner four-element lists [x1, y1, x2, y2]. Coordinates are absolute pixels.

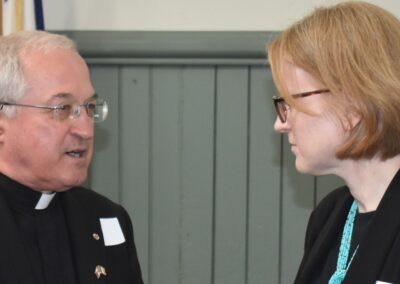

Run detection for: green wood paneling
[[280, 140, 314, 284], [180, 67, 215, 284], [150, 67, 182, 283], [89, 66, 120, 203], [120, 67, 151, 283], [214, 67, 249, 284], [57, 31, 280, 61], [73, 31, 346, 284], [247, 66, 281, 283]]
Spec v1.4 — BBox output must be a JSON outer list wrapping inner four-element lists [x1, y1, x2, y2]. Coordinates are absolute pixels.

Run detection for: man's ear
[[0, 116, 8, 144]]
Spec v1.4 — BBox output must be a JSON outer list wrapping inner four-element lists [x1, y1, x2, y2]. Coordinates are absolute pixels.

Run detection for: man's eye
[[87, 102, 97, 112], [54, 104, 72, 114]]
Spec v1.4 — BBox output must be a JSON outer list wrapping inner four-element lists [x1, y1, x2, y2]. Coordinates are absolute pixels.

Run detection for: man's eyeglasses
[[0, 95, 108, 123], [272, 89, 330, 123]]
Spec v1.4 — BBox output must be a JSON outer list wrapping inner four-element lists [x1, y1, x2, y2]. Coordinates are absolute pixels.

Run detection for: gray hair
[[0, 31, 77, 116]]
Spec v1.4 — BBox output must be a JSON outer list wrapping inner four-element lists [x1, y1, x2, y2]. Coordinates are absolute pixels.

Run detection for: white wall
[[44, 0, 400, 31]]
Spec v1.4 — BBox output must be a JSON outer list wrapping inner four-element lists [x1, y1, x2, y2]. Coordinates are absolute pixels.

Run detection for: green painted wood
[[56, 31, 280, 60], [280, 139, 315, 284], [247, 66, 281, 283], [150, 67, 182, 284], [119, 67, 151, 283], [214, 67, 248, 284], [88, 66, 120, 203], [180, 67, 215, 284], [70, 30, 352, 284]]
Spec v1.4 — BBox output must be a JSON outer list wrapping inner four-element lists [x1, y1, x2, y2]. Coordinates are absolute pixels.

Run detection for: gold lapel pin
[[92, 233, 100, 241], [94, 265, 107, 279]]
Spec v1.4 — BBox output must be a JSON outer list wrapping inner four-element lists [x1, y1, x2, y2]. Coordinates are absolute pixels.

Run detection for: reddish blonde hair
[[268, 1, 400, 160]]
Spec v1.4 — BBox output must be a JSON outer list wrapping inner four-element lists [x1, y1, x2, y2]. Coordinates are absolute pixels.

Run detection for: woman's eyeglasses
[[272, 89, 330, 123]]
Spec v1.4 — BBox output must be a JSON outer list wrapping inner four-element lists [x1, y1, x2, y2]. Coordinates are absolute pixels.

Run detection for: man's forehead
[[21, 46, 76, 56], [22, 70, 94, 102], [20, 47, 84, 71]]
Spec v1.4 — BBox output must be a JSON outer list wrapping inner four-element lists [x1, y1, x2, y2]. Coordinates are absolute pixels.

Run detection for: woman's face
[[274, 62, 348, 176]]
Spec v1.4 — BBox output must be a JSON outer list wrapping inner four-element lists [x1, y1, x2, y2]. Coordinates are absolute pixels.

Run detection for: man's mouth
[[66, 150, 85, 158]]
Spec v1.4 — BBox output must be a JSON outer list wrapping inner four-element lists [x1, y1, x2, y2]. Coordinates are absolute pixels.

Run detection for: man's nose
[[70, 110, 94, 139]]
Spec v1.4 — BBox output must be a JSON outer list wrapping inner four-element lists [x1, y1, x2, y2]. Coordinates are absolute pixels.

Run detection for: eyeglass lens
[[277, 102, 287, 123], [273, 98, 288, 123], [53, 99, 108, 122]]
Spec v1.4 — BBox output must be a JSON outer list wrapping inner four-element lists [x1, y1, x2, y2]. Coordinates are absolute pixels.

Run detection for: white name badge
[[100, 217, 126, 246]]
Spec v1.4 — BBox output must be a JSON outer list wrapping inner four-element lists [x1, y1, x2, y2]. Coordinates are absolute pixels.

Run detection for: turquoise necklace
[[328, 200, 358, 284]]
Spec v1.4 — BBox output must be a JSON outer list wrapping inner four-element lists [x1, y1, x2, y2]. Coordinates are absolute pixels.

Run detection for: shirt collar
[[0, 173, 58, 214]]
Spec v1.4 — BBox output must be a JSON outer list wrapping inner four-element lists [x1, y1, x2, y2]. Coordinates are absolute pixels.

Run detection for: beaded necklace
[[328, 200, 358, 284]]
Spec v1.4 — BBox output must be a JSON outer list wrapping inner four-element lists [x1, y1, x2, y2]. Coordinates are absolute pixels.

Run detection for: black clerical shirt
[[0, 173, 78, 284]]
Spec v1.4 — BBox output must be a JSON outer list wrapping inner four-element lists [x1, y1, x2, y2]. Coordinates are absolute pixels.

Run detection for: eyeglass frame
[[272, 89, 330, 123], [0, 94, 108, 123]]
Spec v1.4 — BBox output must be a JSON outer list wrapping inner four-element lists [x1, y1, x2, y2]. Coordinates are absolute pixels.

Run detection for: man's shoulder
[[62, 186, 125, 215]]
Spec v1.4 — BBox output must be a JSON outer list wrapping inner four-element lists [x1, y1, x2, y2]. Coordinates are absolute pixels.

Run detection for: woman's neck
[[337, 156, 400, 213]]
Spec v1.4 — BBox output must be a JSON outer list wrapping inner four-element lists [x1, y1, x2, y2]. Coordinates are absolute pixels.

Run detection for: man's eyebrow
[[88, 94, 98, 100], [47, 93, 97, 102], [51, 92, 74, 99]]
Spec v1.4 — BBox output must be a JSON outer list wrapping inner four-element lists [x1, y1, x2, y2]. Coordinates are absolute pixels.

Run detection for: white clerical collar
[[35, 192, 57, 210]]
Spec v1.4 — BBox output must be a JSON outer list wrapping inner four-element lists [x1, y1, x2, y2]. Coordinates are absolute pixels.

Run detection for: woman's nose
[[274, 116, 290, 133]]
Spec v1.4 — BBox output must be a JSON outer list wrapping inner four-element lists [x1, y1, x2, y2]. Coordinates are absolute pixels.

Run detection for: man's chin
[[54, 173, 88, 192]]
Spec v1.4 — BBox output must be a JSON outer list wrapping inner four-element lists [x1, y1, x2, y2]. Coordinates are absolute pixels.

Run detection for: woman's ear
[[344, 110, 362, 131]]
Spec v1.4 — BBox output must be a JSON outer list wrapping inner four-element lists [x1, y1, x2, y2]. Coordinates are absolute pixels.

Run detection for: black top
[[295, 170, 400, 283], [311, 208, 375, 283], [0, 173, 78, 284]]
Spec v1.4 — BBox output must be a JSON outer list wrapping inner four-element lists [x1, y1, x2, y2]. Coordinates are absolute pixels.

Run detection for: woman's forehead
[[281, 62, 324, 94]]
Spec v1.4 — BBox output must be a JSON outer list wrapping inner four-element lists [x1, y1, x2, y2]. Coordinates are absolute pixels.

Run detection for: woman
[[268, 2, 400, 283]]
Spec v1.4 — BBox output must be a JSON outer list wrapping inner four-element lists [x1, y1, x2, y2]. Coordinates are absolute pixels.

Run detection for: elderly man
[[0, 31, 143, 284]]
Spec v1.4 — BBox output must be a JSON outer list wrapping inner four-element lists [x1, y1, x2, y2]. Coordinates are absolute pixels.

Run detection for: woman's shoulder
[[307, 186, 352, 230], [315, 186, 351, 213], [304, 186, 352, 247]]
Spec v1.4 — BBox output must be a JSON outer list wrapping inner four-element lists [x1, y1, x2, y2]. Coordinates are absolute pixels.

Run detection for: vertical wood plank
[[150, 66, 181, 284], [89, 66, 120, 203], [120, 66, 151, 283], [280, 140, 315, 284], [214, 67, 248, 284], [180, 67, 215, 284], [247, 66, 281, 283]]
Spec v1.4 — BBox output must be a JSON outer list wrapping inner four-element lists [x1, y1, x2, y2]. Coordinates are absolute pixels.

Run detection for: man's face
[[0, 48, 96, 192]]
